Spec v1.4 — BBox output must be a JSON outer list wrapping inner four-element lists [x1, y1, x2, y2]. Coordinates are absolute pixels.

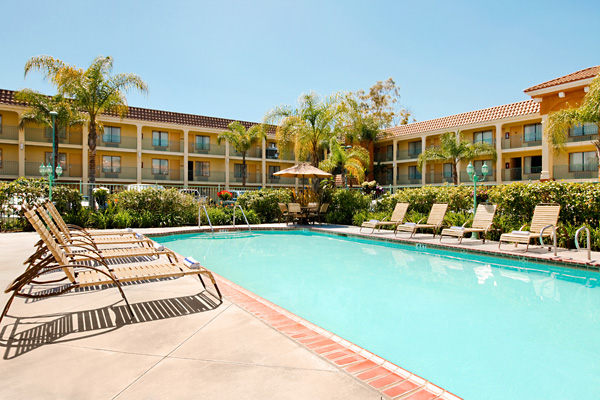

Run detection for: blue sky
[[1, 0, 598, 125]]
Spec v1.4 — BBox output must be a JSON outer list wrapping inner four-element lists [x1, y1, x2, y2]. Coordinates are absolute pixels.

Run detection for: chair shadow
[[0, 290, 222, 360]]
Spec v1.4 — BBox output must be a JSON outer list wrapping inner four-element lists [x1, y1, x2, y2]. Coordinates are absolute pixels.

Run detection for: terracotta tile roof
[[0, 88, 271, 132], [383, 100, 540, 139], [524, 66, 600, 93]]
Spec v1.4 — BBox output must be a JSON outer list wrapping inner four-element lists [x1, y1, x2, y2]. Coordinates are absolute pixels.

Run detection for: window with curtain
[[473, 131, 493, 145], [408, 166, 421, 180], [103, 126, 121, 143], [152, 131, 169, 147], [443, 163, 453, 178], [195, 161, 210, 176], [569, 152, 598, 171], [570, 123, 598, 137], [524, 123, 542, 142], [408, 141, 421, 156], [268, 165, 280, 179], [152, 159, 169, 175], [195, 135, 210, 150], [102, 156, 121, 173]]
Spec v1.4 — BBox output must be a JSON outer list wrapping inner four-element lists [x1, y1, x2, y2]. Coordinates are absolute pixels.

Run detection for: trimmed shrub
[[325, 189, 371, 225], [199, 206, 260, 226], [236, 189, 293, 223]]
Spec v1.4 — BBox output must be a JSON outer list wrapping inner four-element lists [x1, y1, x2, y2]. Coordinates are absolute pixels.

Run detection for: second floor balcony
[[229, 172, 261, 184], [501, 134, 542, 149], [553, 164, 598, 180], [0, 125, 19, 140], [99, 135, 137, 149], [97, 166, 137, 180], [142, 138, 183, 153], [188, 142, 226, 156], [25, 127, 83, 145], [229, 145, 262, 159], [142, 168, 183, 181]]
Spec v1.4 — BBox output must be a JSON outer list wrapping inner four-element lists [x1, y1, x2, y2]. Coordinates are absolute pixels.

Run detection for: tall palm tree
[[218, 121, 266, 186], [547, 74, 600, 178], [23, 55, 148, 205], [264, 92, 341, 168], [417, 131, 497, 185], [319, 140, 370, 187], [14, 89, 86, 174]]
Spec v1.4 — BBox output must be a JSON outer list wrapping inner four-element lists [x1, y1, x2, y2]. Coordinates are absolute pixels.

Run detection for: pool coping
[[149, 225, 599, 400]]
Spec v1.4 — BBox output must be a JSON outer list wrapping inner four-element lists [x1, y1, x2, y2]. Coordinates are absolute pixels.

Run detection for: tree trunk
[[362, 140, 375, 181], [452, 162, 458, 185], [242, 153, 246, 187], [88, 119, 97, 210]]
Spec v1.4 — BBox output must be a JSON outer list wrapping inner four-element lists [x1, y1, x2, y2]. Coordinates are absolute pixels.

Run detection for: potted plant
[[93, 187, 110, 209], [218, 190, 233, 201]]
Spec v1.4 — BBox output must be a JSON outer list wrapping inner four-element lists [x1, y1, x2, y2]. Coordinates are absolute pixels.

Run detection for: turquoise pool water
[[155, 231, 600, 399]]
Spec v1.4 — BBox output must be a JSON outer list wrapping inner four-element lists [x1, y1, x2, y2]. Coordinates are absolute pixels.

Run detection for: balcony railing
[[396, 174, 422, 185], [188, 143, 226, 156], [141, 138, 183, 153], [397, 149, 422, 160], [267, 175, 295, 185], [142, 168, 183, 181], [229, 172, 260, 184], [375, 153, 394, 163], [97, 166, 137, 180], [99, 136, 137, 149], [0, 161, 19, 176], [553, 164, 598, 180], [567, 133, 599, 143], [459, 169, 496, 182], [190, 171, 226, 183], [501, 134, 542, 149], [229, 145, 262, 159], [25, 162, 82, 178], [502, 167, 541, 181], [24, 127, 83, 145], [429, 172, 453, 184], [0, 125, 19, 140]]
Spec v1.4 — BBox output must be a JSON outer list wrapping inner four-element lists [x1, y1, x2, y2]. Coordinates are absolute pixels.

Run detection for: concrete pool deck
[[1, 224, 598, 399]]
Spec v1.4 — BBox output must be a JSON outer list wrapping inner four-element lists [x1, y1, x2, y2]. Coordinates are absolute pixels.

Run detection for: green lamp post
[[466, 161, 489, 215], [39, 111, 62, 201]]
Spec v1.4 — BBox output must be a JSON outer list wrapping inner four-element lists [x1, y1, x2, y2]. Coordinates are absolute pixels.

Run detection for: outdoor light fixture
[[467, 160, 489, 217]]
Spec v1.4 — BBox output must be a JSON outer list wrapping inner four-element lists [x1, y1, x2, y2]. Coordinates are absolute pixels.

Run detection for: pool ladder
[[233, 205, 251, 232], [198, 205, 214, 233], [575, 225, 591, 261]]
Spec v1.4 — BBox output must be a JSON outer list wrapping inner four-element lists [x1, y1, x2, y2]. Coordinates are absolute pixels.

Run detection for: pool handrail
[[233, 205, 251, 232], [199, 205, 214, 233], [539, 224, 557, 256], [575, 225, 591, 261]]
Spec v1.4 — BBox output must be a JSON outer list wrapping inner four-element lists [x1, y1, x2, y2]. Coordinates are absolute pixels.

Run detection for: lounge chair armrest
[[519, 225, 529, 231], [417, 218, 425, 224], [462, 221, 469, 228]]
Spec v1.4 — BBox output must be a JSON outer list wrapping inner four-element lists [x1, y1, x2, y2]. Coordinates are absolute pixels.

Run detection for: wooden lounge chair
[[29, 205, 177, 266], [41, 202, 154, 247], [360, 203, 409, 234], [498, 204, 561, 252], [45, 201, 138, 238], [1, 208, 222, 325], [440, 204, 497, 244], [395, 203, 448, 238], [308, 203, 329, 225]]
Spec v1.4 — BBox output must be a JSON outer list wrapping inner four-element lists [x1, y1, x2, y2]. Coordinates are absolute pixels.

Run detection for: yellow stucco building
[[0, 65, 597, 190]]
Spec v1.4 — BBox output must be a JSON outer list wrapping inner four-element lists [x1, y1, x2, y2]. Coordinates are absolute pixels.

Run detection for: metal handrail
[[233, 205, 251, 231], [539, 224, 557, 256], [198, 205, 214, 233], [575, 225, 591, 261]]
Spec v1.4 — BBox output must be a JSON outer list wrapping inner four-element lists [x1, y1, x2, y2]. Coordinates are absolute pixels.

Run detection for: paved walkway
[[0, 224, 597, 400]]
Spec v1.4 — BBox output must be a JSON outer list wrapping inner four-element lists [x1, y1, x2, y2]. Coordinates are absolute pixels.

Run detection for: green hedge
[[236, 188, 292, 223], [325, 189, 372, 225]]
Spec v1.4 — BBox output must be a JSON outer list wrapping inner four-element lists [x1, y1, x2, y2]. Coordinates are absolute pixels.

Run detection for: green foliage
[[0, 178, 48, 230], [325, 189, 371, 225], [113, 188, 197, 227], [53, 185, 83, 214], [236, 189, 293, 223], [377, 184, 473, 214]]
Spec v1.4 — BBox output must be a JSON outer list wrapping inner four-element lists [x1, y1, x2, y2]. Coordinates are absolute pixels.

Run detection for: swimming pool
[[155, 230, 600, 399]]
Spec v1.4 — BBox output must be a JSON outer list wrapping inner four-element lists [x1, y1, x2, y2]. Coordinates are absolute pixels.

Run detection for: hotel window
[[102, 156, 121, 173], [524, 123, 542, 142], [234, 164, 246, 178], [103, 126, 121, 143], [443, 163, 453, 178], [569, 123, 598, 137], [152, 131, 169, 147], [408, 166, 421, 180], [195, 161, 210, 176], [195, 135, 210, 150], [408, 141, 421, 156], [152, 159, 169, 175], [45, 152, 67, 170], [268, 165, 280, 179], [473, 130, 493, 145], [569, 151, 598, 171]]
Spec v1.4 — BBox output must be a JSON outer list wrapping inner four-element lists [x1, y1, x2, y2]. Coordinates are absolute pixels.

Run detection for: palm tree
[[23, 55, 148, 205], [218, 121, 266, 186], [547, 74, 600, 178], [14, 89, 86, 174], [417, 131, 497, 185], [264, 92, 341, 168], [319, 140, 370, 187]]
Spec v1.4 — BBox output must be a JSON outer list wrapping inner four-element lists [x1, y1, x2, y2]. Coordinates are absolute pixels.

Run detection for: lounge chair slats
[[360, 203, 408, 234], [440, 204, 497, 244], [395, 203, 448, 238], [499, 204, 561, 251]]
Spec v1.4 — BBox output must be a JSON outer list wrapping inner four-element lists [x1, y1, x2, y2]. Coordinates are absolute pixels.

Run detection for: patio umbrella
[[273, 163, 332, 179]]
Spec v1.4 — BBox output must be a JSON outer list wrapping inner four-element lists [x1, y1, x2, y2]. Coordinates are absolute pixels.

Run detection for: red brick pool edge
[[212, 272, 463, 400]]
